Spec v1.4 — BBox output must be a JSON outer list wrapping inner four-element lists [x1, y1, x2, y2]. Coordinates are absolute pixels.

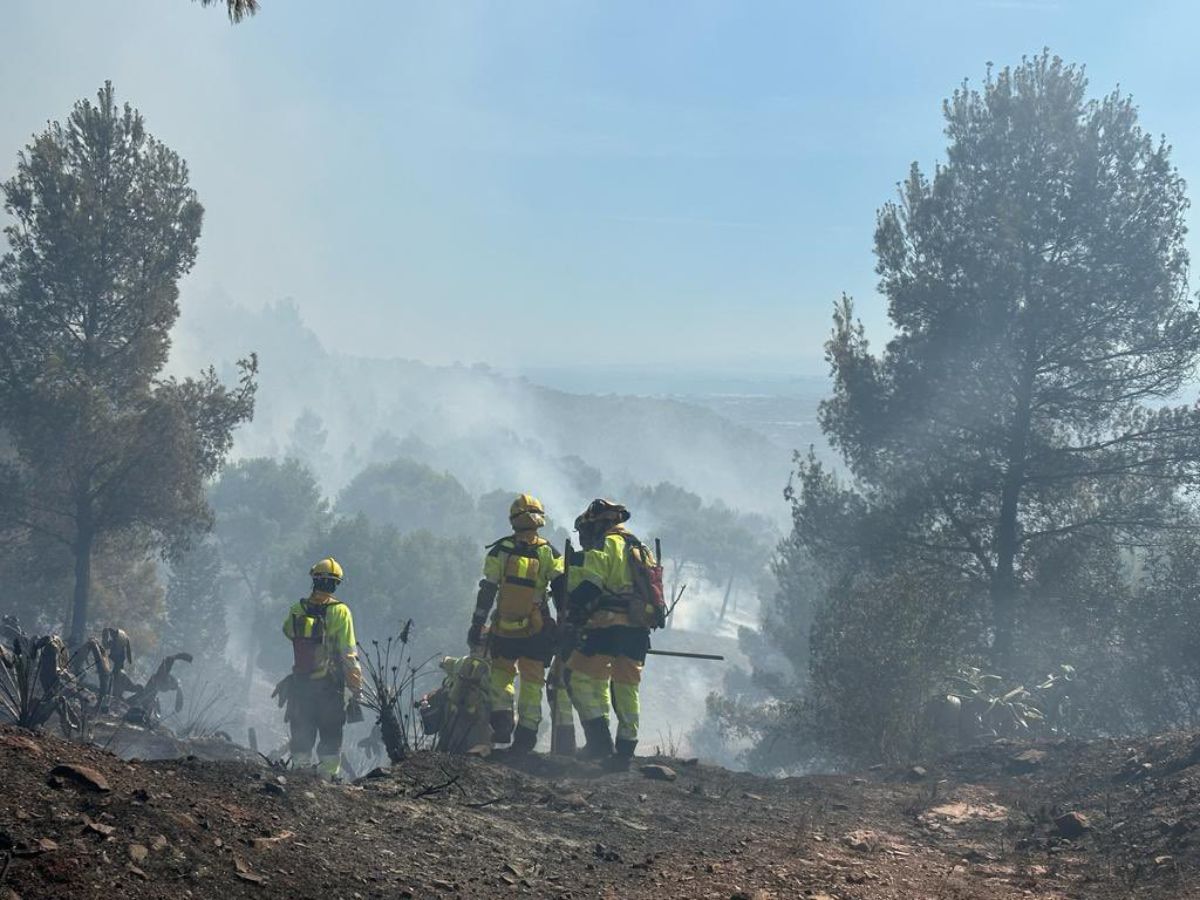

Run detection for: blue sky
[[4, 0, 1200, 375]]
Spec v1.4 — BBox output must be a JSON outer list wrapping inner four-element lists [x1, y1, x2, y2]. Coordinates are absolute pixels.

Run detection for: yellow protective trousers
[[566, 624, 649, 742], [490, 655, 546, 731], [567, 652, 643, 742]]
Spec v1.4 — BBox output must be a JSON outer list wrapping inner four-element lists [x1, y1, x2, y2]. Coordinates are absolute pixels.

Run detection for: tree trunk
[[717, 573, 735, 625], [990, 532, 1018, 671], [68, 520, 94, 650], [992, 325, 1038, 672], [242, 624, 259, 699]]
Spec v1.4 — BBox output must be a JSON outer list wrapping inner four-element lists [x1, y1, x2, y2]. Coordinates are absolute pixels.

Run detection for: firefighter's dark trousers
[[287, 675, 346, 776]]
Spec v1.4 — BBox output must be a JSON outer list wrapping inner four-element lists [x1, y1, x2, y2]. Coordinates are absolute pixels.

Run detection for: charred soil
[[3, 725, 1200, 898]]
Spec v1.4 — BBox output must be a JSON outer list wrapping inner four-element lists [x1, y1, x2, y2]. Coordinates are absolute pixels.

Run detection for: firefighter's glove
[[343, 662, 364, 695], [271, 674, 293, 709]]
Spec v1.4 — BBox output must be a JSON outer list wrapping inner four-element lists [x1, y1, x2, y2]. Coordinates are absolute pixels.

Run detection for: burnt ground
[[3, 725, 1200, 899]]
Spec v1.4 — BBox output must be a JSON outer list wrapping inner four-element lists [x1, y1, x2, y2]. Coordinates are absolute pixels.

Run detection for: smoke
[[171, 292, 792, 520]]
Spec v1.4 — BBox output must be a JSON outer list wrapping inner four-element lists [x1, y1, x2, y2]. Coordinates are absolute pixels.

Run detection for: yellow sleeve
[[327, 605, 363, 692], [537, 544, 564, 594], [576, 546, 609, 591]]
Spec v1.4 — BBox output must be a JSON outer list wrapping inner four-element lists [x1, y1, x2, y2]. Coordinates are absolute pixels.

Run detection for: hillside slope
[[4, 725, 1199, 899], [172, 299, 791, 517]]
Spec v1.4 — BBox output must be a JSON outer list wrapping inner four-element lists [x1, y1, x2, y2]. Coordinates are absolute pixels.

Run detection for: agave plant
[[0, 636, 94, 731], [358, 620, 435, 764], [948, 666, 1047, 737]]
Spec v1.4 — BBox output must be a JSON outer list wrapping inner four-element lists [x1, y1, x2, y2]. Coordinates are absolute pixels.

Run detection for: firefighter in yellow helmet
[[281, 557, 363, 778], [564, 499, 654, 768], [468, 494, 565, 753]]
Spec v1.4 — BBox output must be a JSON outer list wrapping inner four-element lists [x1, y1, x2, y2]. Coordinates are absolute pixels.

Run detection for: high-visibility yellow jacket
[[282, 591, 363, 692], [568, 525, 650, 630], [481, 535, 563, 638]]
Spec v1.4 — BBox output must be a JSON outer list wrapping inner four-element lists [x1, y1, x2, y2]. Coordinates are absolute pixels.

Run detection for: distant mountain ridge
[[172, 298, 792, 520]]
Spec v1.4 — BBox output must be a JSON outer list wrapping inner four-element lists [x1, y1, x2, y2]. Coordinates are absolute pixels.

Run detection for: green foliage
[[163, 539, 228, 659], [947, 667, 1046, 735], [210, 457, 325, 600], [629, 482, 777, 627], [208, 456, 324, 688], [738, 53, 1200, 768], [0, 83, 256, 645], [821, 53, 1200, 667], [806, 565, 972, 765], [336, 458, 477, 539], [1117, 536, 1200, 731]]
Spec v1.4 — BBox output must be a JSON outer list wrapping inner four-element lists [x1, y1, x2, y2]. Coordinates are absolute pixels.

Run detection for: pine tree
[[0, 83, 256, 646], [164, 540, 229, 660]]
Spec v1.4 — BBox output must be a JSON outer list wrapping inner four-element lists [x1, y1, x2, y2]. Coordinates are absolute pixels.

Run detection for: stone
[[49, 763, 110, 792], [639, 764, 677, 782], [234, 856, 266, 884], [82, 818, 116, 838], [842, 830, 877, 852], [251, 831, 296, 851], [1054, 812, 1090, 839], [1007, 749, 1048, 773]]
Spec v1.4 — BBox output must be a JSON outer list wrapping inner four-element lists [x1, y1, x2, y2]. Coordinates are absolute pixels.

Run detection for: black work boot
[[607, 738, 636, 771], [490, 709, 515, 745], [578, 717, 613, 760], [510, 724, 538, 755]]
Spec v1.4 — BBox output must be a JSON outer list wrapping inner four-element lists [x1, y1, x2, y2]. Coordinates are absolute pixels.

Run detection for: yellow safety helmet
[[574, 498, 630, 531], [309, 557, 344, 582], [509, 493, 546, 531]]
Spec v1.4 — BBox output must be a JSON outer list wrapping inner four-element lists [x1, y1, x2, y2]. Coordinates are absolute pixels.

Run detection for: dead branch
[[413, 775, 460, 799]]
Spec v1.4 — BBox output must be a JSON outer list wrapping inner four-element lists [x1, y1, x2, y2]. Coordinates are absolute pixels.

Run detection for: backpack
[[290, 598, 345, 676], [433, 655, 494, 755], [623, 535, 667, 630], [490, 538, 549, 639]]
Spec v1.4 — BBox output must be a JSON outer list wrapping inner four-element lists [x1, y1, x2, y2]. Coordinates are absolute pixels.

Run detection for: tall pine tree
[[0, 83, 256, 646]]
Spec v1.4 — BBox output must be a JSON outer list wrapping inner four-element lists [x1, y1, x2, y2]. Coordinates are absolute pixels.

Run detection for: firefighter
[[468, 494, 565, 753], [281, 557, 363, 778], [564, 499, 655, 768]]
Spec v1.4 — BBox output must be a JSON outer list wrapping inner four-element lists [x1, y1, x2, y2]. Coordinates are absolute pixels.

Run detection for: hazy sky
[[4, 0, 1200, 374]]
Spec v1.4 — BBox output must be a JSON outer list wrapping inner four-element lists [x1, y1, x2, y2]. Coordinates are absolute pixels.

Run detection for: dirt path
[[2, 726, 1198, 898]]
